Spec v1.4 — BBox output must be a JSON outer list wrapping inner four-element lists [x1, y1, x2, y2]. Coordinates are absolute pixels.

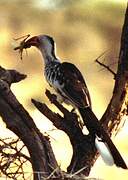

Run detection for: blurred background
[[0, 0, 128, 179]]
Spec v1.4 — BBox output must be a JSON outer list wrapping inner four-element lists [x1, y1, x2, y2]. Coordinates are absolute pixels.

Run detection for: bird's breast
[[44, 63, 65, 90]]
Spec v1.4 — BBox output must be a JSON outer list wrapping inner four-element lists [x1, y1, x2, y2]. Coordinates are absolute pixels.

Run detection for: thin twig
[[95, 59, 116, 79], [68, 166, 88, 178]]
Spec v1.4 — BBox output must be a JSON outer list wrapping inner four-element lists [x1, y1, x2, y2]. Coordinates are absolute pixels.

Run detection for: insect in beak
[[13, 34, 31, 60], [14, 35, 39, 60]]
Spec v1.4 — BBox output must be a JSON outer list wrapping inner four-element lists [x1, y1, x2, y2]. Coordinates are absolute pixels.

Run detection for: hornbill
[[16, 34, 127, 169]]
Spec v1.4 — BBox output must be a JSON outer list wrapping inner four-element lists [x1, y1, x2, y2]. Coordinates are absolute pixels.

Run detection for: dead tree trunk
[[0, 68, 60, 179], [0, 4, 128, 180]]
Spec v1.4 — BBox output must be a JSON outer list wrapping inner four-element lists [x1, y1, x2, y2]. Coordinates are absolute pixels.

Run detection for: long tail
[[78, 107, 127, 169]]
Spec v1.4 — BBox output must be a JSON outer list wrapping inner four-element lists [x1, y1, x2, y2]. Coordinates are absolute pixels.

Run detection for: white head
[[25, 34, 56, 61]]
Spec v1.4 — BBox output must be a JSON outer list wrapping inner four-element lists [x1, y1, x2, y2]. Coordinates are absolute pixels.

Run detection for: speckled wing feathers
[[58, 62, 91, 108]]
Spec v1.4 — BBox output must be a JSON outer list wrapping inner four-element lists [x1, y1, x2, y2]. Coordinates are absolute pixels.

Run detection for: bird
[[20, 34, 127, 169]]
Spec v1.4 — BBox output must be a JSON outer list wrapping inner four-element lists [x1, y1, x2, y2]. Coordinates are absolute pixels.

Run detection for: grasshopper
[[14, 34, 31, 60]]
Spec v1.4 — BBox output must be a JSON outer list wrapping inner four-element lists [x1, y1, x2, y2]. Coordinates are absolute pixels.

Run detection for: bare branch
[[95, 59, 116, 79], [32, 90, 97, 176], [101, 5, 128, 135], [0, 67, 61, 179]]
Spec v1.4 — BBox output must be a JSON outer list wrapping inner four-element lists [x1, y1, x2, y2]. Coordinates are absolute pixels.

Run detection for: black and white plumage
[[24, 34, 127, 169]]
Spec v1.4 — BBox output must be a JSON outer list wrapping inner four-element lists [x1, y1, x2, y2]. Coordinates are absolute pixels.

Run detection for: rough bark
[[101, 6, 128, 134], [0, 67, 60, 180], [32, 91, 96, 176]]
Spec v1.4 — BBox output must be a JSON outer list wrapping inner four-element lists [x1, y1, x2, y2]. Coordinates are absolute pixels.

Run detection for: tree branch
[[95, 59, 116, 79], [101, 5, 128, 136], [0, 67, 60, 180], [32, 90, 97, 176]]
